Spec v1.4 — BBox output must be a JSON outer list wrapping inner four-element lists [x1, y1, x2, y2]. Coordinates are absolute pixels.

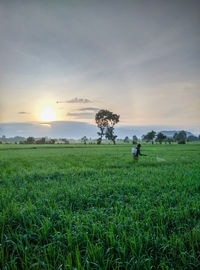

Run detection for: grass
[[0, 143, 200, 269]]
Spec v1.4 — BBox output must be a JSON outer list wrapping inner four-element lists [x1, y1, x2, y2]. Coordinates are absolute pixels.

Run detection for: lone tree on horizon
[[95, 109, 120, 144]]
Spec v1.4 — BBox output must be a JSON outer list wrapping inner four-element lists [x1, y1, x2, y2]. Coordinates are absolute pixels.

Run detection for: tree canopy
[[95, 109, 120, 144], [143, 130, 156, 144], [81, 136, 88, 144], [132, 135, 138, 144], [156, 132, 166, 144], [176, 131, 187, 144]]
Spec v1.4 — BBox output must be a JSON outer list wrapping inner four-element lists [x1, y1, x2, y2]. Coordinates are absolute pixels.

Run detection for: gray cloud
[[57, 98, 93, 104], [67, 107, 100, 119], [79, 107, 100, 112], [18, 111, 30, 114]]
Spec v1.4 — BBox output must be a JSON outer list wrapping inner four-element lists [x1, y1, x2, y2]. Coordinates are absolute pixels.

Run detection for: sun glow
[[40, 107, 56, 122]]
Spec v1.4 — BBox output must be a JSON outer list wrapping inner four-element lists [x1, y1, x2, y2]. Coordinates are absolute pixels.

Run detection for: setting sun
[[40, 107, 56, 122]]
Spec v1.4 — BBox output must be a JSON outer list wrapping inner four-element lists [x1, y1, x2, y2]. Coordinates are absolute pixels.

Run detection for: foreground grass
[[0, 143, 200, 269]]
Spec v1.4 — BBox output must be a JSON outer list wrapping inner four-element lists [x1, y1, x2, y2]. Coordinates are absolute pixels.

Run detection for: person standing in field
[[132, 144, 147, 160]]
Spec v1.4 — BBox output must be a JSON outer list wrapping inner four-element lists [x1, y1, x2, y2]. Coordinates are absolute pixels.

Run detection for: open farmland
[[0, 143, 200, 269]]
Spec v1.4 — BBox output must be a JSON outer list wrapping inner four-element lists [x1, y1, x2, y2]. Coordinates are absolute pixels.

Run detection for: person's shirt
[[135, 147, 141, 157], [132, 147, 141, 157]]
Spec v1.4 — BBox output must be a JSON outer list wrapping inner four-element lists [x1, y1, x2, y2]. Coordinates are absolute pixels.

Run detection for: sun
[[40, 107, 56, 122]]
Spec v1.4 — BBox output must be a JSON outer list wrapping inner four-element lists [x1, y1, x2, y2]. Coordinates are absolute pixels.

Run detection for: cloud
[[67, 112, 95, 119], [67, 107, 100, 119], [56, 98, 92, 104], [79, 107, 100, 112], [18, 112, 30, 114], [56, 101, 67, 104]]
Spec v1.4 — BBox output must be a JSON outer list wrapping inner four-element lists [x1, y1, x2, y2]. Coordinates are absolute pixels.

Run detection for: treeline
[[23, 137, 70, 144], [80, 130, 200, 145], [0, 136, 69, 144], [0, 136, 26, 144], [122, 130, 200, 145], [0, 131, 199, 145]]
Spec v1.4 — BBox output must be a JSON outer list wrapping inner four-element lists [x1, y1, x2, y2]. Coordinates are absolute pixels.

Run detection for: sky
[[0, 0, 200, 137]]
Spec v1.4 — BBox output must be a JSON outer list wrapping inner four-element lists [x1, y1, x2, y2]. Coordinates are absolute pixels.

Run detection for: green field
[[0, 143, 200, 269]]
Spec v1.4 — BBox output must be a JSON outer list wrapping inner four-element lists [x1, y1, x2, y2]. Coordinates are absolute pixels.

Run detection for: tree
[[176, 130, 187, 144], [123, 136, 130, 143], [156, 132, 166, 144], [166, 137, 174, 144], [95, 110, 107, 144], [132, 135, 138, 144], [60, 138, 69, 144], [36, 137, 46, 144], [143, 130, 156, 144], [81, 136, 88, 144], [187, 135, 199, 142], [96, 138, 102, 145], [1, 135, 6, 143], [26, 137, 35, 144], [105, 127, 118, 144], [173, 132, 178, 142], [95, 109, 120, 144]]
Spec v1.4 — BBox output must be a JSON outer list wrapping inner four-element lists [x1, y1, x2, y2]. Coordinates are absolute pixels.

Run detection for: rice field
[[0, 143, 200, 269]]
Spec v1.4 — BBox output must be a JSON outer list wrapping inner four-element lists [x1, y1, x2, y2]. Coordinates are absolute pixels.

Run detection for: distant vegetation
[[0, 136, 70, 144], [0, 129, 199, 145], [142, 130, 200, 144], [142, 130, 157, 144]]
